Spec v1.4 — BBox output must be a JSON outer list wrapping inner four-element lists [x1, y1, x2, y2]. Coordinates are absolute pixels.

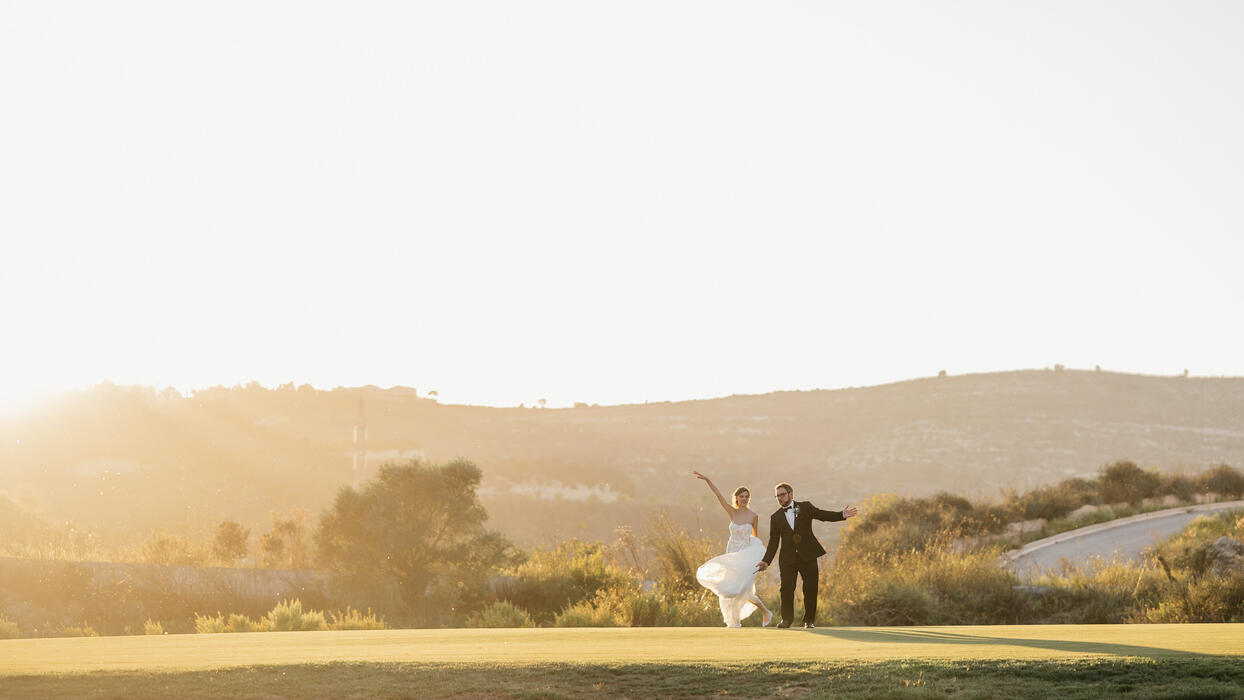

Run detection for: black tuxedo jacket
[[762, 500, 845, 566]]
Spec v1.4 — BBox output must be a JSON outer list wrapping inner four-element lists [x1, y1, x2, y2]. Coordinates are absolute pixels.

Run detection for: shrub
[[475, 601, 535, 628], [838, 578, 939, 626], [1141, 572, 1244, 623], [58, 622, 99, 637], [841, 494, 1001, 558], [1198, 464, 1244, 498], [1098, 460, 1161, 505], [1150, 510, 1244, 577], [225, 613, 266, 632], [194, 612, 264, 633], [0, 614, 20, 639], [583, 582, 720, 627], [825, 542, 1023, 626], [264, 599, 327, 631], [1030, 561, 1152, 624], [143, 619, 165, 635], [646, 512, 717, 592], [498, 540, 632, 623], [1010, 481, 1094, 521], [194, 613, 227, 633], [553, 600, 621, 627], [1161, 473, 1198, 502], [327, 607, 387, 630]]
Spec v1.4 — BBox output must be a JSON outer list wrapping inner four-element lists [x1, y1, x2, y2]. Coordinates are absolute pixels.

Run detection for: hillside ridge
[[2, 369, 1241, 545]]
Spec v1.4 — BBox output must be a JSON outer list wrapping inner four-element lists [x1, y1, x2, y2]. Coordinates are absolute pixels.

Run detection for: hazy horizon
[[7, 365, 1244, 415]]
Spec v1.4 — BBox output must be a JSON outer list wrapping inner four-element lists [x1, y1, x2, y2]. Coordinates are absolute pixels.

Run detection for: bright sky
[[2, 1, 1242, 412]]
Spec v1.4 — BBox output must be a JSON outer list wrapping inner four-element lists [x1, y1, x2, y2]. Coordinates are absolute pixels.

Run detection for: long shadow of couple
[[806, 627, 1208, 658]]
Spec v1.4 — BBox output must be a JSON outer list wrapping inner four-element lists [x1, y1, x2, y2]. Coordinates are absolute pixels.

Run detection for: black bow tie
[[780, 505, 793, 512]]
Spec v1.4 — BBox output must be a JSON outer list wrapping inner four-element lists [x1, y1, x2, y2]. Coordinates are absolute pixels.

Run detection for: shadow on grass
[[4, 658, 1244, 700], [814, 627, 1207, 659]]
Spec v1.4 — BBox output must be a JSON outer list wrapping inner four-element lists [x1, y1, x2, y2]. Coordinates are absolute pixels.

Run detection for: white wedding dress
[[696, 521, 765, 627]]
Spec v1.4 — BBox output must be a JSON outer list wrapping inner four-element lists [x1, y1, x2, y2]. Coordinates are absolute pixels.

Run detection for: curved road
[[1004, 500, 1244, 579]]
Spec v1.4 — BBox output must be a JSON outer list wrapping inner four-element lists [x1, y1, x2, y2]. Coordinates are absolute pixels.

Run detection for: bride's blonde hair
[[732, 486, 750, 508]]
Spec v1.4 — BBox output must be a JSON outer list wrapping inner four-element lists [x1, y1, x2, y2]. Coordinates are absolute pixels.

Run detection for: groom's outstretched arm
[[807, 502, 854, 522]]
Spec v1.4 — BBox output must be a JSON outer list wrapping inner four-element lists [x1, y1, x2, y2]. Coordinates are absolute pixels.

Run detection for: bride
[[693, 471, 773, 628]]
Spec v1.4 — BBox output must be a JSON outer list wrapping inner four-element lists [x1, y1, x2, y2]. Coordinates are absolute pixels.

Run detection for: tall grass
[[195, 599, 381, 633], [494, 540, 632, 623], [326, 607, 387, 630]]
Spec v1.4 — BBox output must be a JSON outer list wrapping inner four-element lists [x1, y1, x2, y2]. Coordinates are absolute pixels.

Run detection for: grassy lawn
[[2, 625, 1242, 698]]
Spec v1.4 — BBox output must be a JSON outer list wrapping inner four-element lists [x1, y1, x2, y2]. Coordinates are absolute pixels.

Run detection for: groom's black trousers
[[779, 557, 819, 624]]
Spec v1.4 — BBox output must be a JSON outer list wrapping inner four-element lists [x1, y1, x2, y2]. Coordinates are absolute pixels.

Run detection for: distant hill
[[1, 370, 1242, 547]]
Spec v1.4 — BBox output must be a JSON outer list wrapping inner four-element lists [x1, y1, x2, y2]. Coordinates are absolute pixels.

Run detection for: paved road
[[1004, 501, 1244, 579]]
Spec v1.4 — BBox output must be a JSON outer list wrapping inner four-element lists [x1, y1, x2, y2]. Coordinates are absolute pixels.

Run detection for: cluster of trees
[[137, 512, 313, 568], [128, 458, 523, 626]]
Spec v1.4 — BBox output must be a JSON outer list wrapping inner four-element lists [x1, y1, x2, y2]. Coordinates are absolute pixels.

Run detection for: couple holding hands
[[692, 471, 858, 628]]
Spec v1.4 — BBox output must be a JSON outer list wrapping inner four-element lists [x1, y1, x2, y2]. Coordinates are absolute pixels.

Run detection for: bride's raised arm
[[692, 471, 736, 519]]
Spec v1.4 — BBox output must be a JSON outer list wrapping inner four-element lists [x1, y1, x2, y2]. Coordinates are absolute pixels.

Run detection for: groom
[[756, 482, 858, 628]]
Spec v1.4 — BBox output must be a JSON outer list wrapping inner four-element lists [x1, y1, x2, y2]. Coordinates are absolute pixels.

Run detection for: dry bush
[[195, 599, 335, 633], [327, 607, 387, 630], [840, 493, 1004, 559], [553, 600, 620, 627], [1098, 460, 1162, 504], [579, 581, 720, 627], [474, 601, 535, 628], [1030, 560, 1156, 624], [1197, 464, 1244, 498], [825, 539, 1022, 626], [264, 598, 327, 631], [496, 540, 631, 624], [57, 622, 98, 637], [1007, 479, 1098, 521], [645, 511, 717, 592]]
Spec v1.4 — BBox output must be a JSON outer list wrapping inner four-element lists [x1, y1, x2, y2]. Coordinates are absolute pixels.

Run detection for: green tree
[[141, 532, 203, 565], [315, 458, 516, 626], [257, 510, 311, 568], [211, 520, 250, 565], [259, 531, 285, 568]]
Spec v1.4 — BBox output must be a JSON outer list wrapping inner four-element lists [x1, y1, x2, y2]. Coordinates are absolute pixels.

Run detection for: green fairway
[[2, 624, 1241, 673], [2, 626, 1242, 698]]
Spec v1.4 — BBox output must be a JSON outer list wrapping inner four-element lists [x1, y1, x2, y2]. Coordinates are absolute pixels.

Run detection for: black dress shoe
[[802, 622, 815, 629], [776, 621, 791, 628]]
